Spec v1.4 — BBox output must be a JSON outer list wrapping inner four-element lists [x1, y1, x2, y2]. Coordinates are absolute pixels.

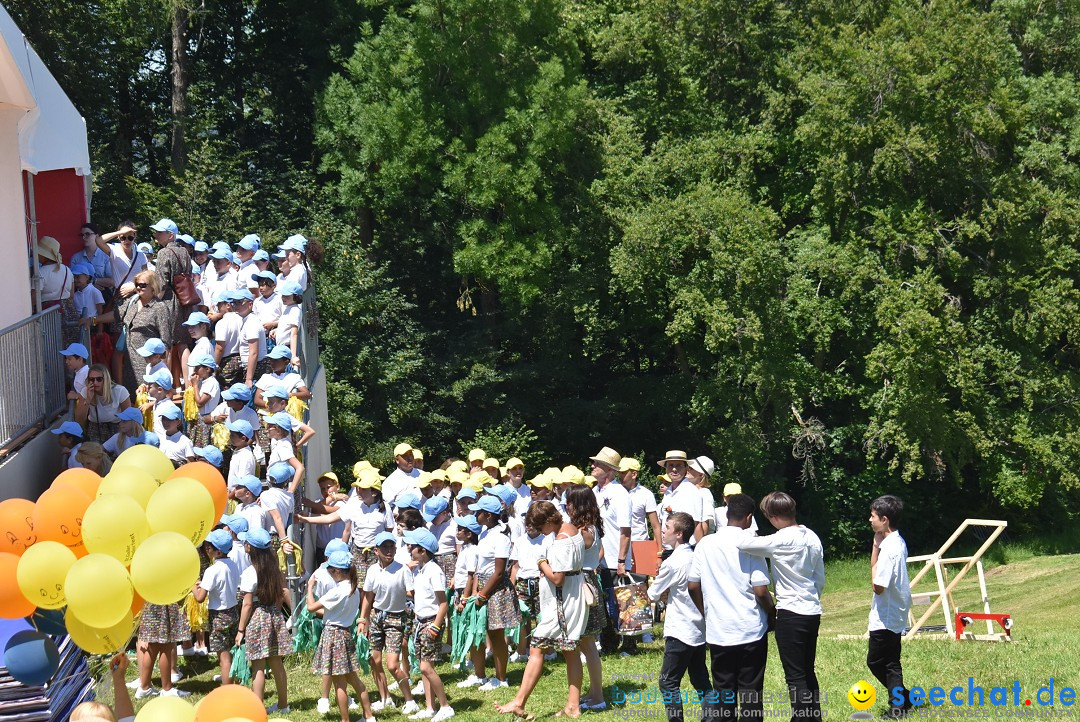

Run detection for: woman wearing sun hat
[[687, 455, 717, 539]]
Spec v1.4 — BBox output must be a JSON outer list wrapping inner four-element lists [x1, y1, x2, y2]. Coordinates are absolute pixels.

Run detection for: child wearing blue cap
[[225, 421, 258, 487], [72, 263, 105, 321], [60, 342, 90, 400], [266, 412, 304, 492], [206, 382, 262, 460], [103, 406, 153, 458], [158, 403, 195, 467], [237, 527, 292, 714], [276, 234, 315, 292], [141, 370, 173, 438], [213, 294, 245, 388], [220, 515, 252, 576], [252, 271, 283, 338], [230, 289, 269, 389], [452, 516, 480, 612], [187, 353, 220, 447], [356, 531, 419, 716], [193, 529, 240, 686], [272, 280, 304, 369], [182, 311, 214, 360], [78, 364, 133, 443], [255, 347, 310, 408], [262, 461, 297, 539], [51, 421, 85, 470], [259, 385, 317, 449], [136, 337, 169, 378], [403, 529, 454, 722], [423, 497, 457, 585]]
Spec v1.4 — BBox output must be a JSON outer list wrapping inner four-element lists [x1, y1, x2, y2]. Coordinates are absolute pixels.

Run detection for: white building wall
[[0, 106, 31, 329]]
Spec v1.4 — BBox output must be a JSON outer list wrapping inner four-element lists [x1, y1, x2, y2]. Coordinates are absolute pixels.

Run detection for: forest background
[[11, 0, 1080, 555]]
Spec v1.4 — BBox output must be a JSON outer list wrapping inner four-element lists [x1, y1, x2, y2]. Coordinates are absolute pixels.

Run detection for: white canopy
[[0, 3, 90, 176]]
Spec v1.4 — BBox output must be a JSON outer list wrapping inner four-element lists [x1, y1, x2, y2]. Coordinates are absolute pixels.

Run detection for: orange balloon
[[0, 552, 35, 619], [33, 488, 91, 553], [194, 684, 268, 722], [0, 498, 37, 555], [170, 462, 228, 521], [51, 468, 103, 499], [130, 590, 145, 616]]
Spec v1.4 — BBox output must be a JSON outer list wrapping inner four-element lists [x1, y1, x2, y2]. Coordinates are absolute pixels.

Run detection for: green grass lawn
[[112, 547, 1080, 720]]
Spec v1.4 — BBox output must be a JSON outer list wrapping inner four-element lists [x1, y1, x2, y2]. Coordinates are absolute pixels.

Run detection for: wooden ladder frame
[[905, 519, 1008, 640]]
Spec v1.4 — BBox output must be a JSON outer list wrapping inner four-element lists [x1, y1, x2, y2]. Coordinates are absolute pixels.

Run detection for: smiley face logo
[[848, 680, 876, 712]]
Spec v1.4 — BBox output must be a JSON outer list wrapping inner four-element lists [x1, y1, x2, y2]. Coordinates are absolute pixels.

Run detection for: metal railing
[[0, 307, 67, 453]]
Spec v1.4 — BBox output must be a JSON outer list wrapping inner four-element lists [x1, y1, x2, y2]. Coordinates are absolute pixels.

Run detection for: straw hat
[[588, 446, 622, 470], [36, 236, 62, 264], [656, 450, 689, 467]]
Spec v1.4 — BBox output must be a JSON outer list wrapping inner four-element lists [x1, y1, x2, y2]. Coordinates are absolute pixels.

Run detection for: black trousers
[[598, 567, 637, 654], [867, 629, 908, 710], [659, 637, 711, 722], [775, 610, 821, 721], [709, 635, 767, 721]]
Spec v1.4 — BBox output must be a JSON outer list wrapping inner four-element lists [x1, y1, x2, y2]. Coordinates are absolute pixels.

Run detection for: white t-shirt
[[311, 564, 336, 598], [103, 432, 139, 457], [626, 483, 658, 541], [268, 437, 295, 468], [256, 370, 306, 395], [381, 467, 419, 507], [363, 560, 410, 613], [319, 578, 361, 628], [192, 336, 214, 359], [66, 442, 83, 469], [238, 313, 267, 364], [474, 526, 512, 576], [73, 365, 89, 398], [339, 499, 393, 548], [406, 559, 446, 619], [430, 519, 457, 555], [215, 313, 244, 356], [106, 243, 147, 287], [160, 430, 194, 466], [689, 526, 770, 646], [88, 385, 130, 424], [698, 487, 716, 530], [236, 500, 271, 534], [280, 264, 308, 291], [315, 499, 346, 549], [74, 284, 104, 318], [261, 486, 294, 530], [200, 558, 240, 610], [510, 532, 548, 580], [648, 544, 704, 646], [738, 525, 826, 616], [275, 304, 302, 350], [511, 483, 531, 519], [869, 531, 911, 634], [659, 480, 704, 546], [38, 264, 71, 302], [203, 268, 238, 305], [594, 480, 631, 569], [227, 446, 257, 486], [253, 293, 283, 327], [229, 542, 251, 577], [715, 506, 759, 535], [195, 376, 221, 415], [454, 543, 476, 590]]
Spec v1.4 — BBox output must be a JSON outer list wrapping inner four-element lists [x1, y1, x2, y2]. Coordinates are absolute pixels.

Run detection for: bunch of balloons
[[0, 445, 227, 686], [133, 683, 287, 721]]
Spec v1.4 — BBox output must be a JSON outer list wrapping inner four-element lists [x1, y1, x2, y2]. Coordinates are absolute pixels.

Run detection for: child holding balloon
[[193, 528, 241, 685], [236, 527, 292, 714], [307, 550, 377, 722]]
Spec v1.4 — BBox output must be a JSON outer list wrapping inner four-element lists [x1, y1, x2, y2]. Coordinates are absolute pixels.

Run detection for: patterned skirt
[[478, 572, 521, 631], [350, 546, 377, 590], [515, 577, 540, 619], [85, 420, 119, 444], [139, 603, 190, 644], [434, 552, 457, 586], [208, 606, 240, 653], [246, 605, 292, 660], [369, 609, 407, 653], [412, 616, 442, 663], [312, 624, 357, 675], [190, 418, 212, 448], [582, 572, 607, 637], [218, 355, 243, 390]]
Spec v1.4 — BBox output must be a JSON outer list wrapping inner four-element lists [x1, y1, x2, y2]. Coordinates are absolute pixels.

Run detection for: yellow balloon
[[135, 695, 196, 721], [98, 466, 159, 509], [82, 494, 150, 565], [65, 609, 134, 654], [16, 541, 77, 610], [146, 478, 215, 545], [130, 531, 199, 605], [114, 444, 174, 485], [64, 553, 133, 628]]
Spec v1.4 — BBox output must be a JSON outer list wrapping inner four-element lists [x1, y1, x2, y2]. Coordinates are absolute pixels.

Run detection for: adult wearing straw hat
[[589, 445, 636, 657], [656, 450, 705, 550]]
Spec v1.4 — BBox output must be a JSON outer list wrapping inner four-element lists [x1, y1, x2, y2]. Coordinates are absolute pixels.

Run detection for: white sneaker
[[134, 686, 158, 700], [456, 674, 483, 688], [160, 688, 191, 698], [212, 674, 221, 683], [266, 704, 291, 714], [411, 680, 425, 695], [125, 679, 140, 690], [432, 707, 456, 722], [317, 697, 332, 714], [508, 652, 525, 663], [478, 678, 508, 691], [194, 647, 208, 656], [401, 700, 421, 715], [349, 697, 358, 710], [408, 708, 435, 720], [180, 646, 198, 657], [171, 670, 184, 684]]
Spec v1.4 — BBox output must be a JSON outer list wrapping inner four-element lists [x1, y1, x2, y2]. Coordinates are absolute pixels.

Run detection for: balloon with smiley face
[[16, 541, 76, 611], [33, 488, 90, 555], [0, 498, 36, 556]]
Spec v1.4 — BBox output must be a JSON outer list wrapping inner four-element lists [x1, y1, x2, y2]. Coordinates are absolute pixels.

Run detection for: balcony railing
[[0, 307, 67, 455]]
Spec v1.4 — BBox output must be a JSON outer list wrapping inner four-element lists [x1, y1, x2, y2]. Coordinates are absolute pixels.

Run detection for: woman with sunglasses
[[94, 220, 148, 301], [95, 270, 172, 395], [75, 363, 132, 442]]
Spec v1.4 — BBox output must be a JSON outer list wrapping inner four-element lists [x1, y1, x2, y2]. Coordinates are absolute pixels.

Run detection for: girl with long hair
[[77, 364, 132, 442], [564, 484, 608, 710], [236, 528, 292, 714]]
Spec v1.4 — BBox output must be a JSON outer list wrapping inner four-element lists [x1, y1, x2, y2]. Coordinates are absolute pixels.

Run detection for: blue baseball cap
[[222, 514, 248, 534], [468, 496, 503, 515], [262, 384, 289, 400], [141, 431, 160, 447], [403, 529, 438, 554], [325, 539, 349, 557], [117, 407, 143, 423], [143, 369, 173, 389], [206, 528, 234, 554], [60, 343, 88, 359], [234, 474, 262, 497], [209, 248, 234, 262], [273, 248, 287, 260], [254, 270, 277, 283], [176, 233, 195, 247], [373, 530, 398, 547], [158, 403, 182, 421], [228, 288, 254, 302], [150, 218, 178, 234], [421, 496, 449, 524], [51, 421, 83, 438], [457, 487, 479, 501], [241, 527, 271, 549], [188, 352, 217, 369], [267, 462, 294, 485], [266, 345, 292, 361], [72, 263, 95, 277], [253, 249, 270, 262], [212, 291, 232, 306], [279, 280, 303, 297], [455, 514, 482, 535], [211, 241, 230, 253], [225, 419, 254, 438], [194, 445, 223, 467], [283, 234, 308, 252], [486, 484, 517, 508], [222, 384, 252, 402], [136, 338, 167, 357], [327, 550, 352, 569], [266, 412, 293, 432], [237, 234, 261, 251], [137, 242, 154, 254], [183, 311, 211, 326], [193, 241, 209, 253], [395, 492, 423, 511]]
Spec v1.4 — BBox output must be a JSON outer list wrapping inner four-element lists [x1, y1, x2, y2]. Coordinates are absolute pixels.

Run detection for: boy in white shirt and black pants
[[689, 494, 775, 721], [648, 512, 710, 722], [868, 495, 912, 718], [738, 492, 825, 721]]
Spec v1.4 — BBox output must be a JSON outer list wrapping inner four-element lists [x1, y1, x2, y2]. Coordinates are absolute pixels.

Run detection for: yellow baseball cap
[[562, 465, 585, 485], [461, 475, 485, 492], [411, 447, 424, 460], [723, 482, 743, 497], [483, 457, 500, 470], [448, 470, 470, 486], [619, 458, 641, 473], [543, 467, 563, 484], [467, 448, 486, 463], [428, 469, 448, 483], [505, 457, 524, 470], [414, 471, 432, 488], [584, 475, 596, 487], [393, 442, 413, 457], [528, 475, 553, 490], [352, 468, 384, 490], [317, 471, 340, 485], [658, 473, 672, 484], [352, 460, 373, 477], [447, 459, 469, 474]]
